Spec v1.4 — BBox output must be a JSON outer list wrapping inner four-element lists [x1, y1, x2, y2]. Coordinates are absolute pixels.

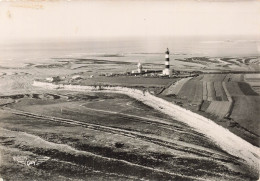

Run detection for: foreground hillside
[[0, 90, 258, 180]]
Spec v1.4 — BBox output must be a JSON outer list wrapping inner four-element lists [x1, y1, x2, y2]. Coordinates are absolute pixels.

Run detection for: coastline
[[33, 80, 260, 173]]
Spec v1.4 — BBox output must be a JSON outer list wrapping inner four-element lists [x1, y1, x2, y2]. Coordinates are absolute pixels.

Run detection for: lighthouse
[[163, 48, 171, 76], [137, 62, 142, 73]]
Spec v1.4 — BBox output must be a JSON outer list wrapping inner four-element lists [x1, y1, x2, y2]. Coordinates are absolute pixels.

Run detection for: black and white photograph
[[0, 0, 259, 180]]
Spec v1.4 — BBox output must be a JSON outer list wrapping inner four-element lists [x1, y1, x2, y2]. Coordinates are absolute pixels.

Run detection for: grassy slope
[[1, 93, 254, 180]]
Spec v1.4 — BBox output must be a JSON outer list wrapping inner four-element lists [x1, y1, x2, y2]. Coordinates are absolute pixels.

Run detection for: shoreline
[[33, 80, 260, 173]]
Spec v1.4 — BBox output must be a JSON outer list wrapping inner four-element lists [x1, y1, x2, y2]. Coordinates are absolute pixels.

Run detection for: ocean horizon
[[0, 36, 259, 67]]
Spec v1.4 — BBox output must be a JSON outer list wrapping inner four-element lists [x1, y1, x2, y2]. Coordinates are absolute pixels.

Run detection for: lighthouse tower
[[163, 48, 171, 76], [137, 62, 142, 73]]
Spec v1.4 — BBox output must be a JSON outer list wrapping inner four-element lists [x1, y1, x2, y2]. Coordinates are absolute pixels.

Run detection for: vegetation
[[160, 73, 259, 146]]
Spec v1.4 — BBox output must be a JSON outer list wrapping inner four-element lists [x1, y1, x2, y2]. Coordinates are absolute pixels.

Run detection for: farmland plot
[[245, 84, 260, 94], [191, 81, 203, 105], [222, 82, 232, 101], [225, 82, 245, 96], [244, 74, 260, 94], [244, 74, 260, 80], [206, 82, 216, 101], [206, 101, 232, 118], [202, 81, 207, 100], [230, 96, 260, 135], [214, 82, 228, 101], [202, 74, 226, 82], [177, 80, 203, 105], [160, 73, 259, 147], [177, 80, 197, 100], [238, 82, 258, 96], [230, 74, 243, 82], [162, 77, 192, 96]]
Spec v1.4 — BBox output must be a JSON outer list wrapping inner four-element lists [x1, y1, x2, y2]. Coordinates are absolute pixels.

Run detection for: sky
[[0, 0, 259, 41]]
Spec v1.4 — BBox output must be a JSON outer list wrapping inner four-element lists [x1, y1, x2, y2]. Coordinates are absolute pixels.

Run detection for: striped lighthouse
[[163, 48, 171, 76]]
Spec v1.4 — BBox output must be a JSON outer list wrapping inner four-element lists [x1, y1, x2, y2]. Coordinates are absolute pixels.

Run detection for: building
[[46, 76, 61, 82], [137, 62, 143, 73], [162, 48, 172, 76], [132, 62, 143, 74]]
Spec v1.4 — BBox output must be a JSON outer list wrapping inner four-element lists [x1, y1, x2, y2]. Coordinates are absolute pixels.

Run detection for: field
[[1, 91, 256, 180], [225, 81, 246, 96], [230, 96, 260, 135], [206, 101, 232, 118], [214, 82, 228, 101], [0, 54, 259, 180], [244, 74, 260, 94], [192, 81, 203, 104], [206, 82, 216, 101], [161, 73, 260, 146], [162, 77, 192, 96]]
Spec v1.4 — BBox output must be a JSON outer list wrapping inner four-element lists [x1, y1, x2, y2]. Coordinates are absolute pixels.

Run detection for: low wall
[[33, 81, 260, 172]]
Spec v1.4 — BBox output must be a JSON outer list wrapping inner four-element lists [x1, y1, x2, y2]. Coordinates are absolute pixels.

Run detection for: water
[[0, 36, 259, 67]]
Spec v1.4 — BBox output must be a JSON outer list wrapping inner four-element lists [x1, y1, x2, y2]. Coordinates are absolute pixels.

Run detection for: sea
[[0, 36, 259, 67]]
